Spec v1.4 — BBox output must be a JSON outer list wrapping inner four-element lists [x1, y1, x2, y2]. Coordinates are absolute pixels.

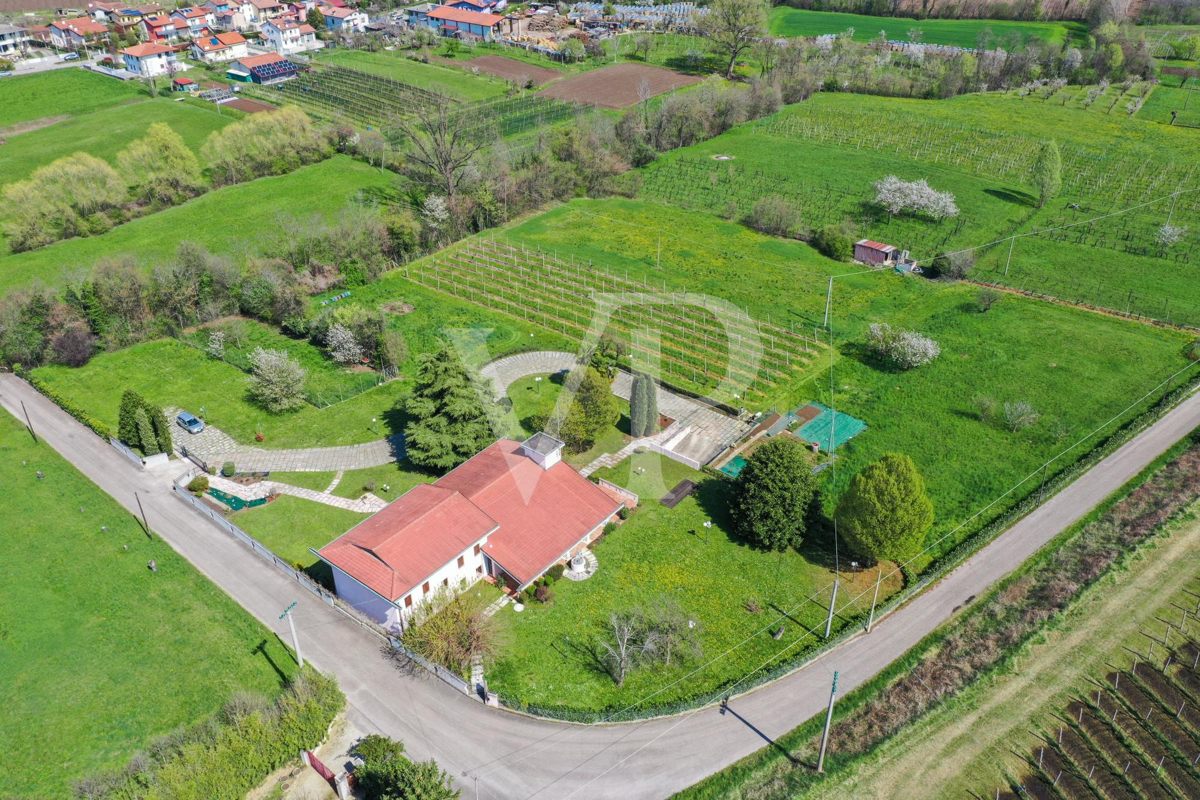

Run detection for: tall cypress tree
[[147, 402, 173, 454], [642, 372, 657, 434], [630, 372, 648, 437], [118, 389, 145, 445], [133, 407, 159, 455]]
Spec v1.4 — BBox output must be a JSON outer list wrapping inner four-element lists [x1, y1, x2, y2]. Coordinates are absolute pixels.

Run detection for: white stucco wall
[[330, 563, 402, 632], [396, 535, 490, 620]]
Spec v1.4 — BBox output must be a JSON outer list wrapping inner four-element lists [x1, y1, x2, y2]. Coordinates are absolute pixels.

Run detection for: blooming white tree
[[866, 323, 941, 369], [325, 323, 363, 364], [873, 176, 959, 220], [205, 330, 226, 360], [1064, 47, 1083, 72], [247, 347, 308, 413], [1156, 223, 1187, 248]]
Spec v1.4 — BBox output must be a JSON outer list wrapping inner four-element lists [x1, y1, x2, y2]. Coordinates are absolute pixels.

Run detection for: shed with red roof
[[854, 239, 898, 265]]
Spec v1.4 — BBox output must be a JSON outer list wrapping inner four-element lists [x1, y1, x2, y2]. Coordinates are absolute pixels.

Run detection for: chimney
[[519, 432, 564, 471]]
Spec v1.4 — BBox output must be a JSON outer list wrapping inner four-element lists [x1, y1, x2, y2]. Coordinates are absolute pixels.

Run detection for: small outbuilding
[[854, 239, 897, 265], [172, 76, 198, 91]]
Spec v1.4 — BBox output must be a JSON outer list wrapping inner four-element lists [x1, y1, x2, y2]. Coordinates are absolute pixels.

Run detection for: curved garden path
[[480, 350, 578, 399]]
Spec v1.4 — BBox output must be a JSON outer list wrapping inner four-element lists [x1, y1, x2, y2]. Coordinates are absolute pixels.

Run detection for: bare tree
[[977, 288, 1000, 312], [597, 612, 643, 687], [1004, 400, 1040, 432], [394, 98, 486, 201], [644, 598, 700, 667]]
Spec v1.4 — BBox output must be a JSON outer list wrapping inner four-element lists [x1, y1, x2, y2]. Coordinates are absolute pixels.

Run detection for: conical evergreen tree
[[405, 343, 505, 470]]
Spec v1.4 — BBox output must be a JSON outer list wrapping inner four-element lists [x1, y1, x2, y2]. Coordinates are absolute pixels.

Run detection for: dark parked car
[[175, 411, 204, 434]]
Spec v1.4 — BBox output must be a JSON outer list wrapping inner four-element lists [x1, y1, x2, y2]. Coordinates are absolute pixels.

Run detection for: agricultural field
[[488, 449, 906, 717], [398, 198, 1193, 561], [0, 155, 397, 293], [539, 62, 704, 109], [767, 7, 1085, 48], [0, 410, 297, 795], [0, 68, 145, 129], [1141, 82, 1200, 126], [1007, 78, 1156, 117], [313, 49, 511, 101]]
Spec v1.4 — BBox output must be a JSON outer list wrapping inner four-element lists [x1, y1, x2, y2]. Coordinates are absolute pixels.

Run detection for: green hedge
[[76, 667, 344, 799], [13, 365, 112, 440]]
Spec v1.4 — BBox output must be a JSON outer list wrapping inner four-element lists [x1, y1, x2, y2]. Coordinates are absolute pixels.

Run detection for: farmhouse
[[227, 51, 299, 83], [320, 5, 368, 32], [189, 30, 248, 62], [422, 5, 504, 40], [261, 18, 321, 54], [316, 434, 627, 630], [854, 239, 898, 265], [49, 17, 108, 49], [121, 41, 181, 76]]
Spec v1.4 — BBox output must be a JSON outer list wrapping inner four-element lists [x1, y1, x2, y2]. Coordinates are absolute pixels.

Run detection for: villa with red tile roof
[[190, 30, 248, 62], [49, 17, 108, 49], [316, 434, 632, 631]]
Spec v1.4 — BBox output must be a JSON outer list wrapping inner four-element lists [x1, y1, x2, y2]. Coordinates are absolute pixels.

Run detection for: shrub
[[222, 461, 236, 477], [76, 667, 344, 800], [187, 475, 210, 494], [811, 225, 852, 262], [247, 346, 307, 413], [15, 367, 111, 439], [547, 564, 565, 582], [745, 194, 799, 237], [617, 506, 631, 520], [363, 480, 376, 493], [1004, 400, 1040, 432], [603, 521, 618, 536], [535, 584, 554, 604], [865, 323, 940, 370], [972, 395, 997, 423]]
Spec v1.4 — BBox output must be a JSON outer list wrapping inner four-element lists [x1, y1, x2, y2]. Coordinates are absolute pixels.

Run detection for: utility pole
[[824, 580, 839, 638], [822, 276, 833, 328], [816, 671, 839, 773], [280, 601, 303, 668], [1004, 236, 1015, 276], [866, 567, 883, 632], [134, 491, 150, 535]]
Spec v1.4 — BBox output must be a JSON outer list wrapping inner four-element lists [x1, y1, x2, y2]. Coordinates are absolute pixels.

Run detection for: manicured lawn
[[0, 409, 296, 796], [768, 7, 1084, 48], [182, 318, 390, 406], [331, 459, 435, 501], [313, 50, 510, 101], [488, 450, 904, 716], [0, 155, 400, 294], [0, 68, 146, 129], [268, 471, 337, 492], [32, 339, 410, 450], [505, 372, 632, 469], [0, 98, 231, 188], [233, 495, 369, 571]]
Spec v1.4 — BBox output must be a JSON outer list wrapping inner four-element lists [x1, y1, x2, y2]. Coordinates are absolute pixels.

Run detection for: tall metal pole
[[866, 567, 882, 632], [824, 580, 839, 639], [822, 275, 833, 328], [134, 491, 149, 532], [1004, 235, 1015, 276], [816, 671, 839, 773], [281, 601, 303, 668]]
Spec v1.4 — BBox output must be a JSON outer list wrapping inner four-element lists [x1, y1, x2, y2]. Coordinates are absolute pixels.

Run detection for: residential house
[[0, 24, 31, 58], [422, 6, 503, 40], [121, 41, 180, 76], [227, 50, 298, 83], [405, 2, 435, 26], [141, 14, 180, 41], [49, 17, 108, 49], [448, 0, 505, 12], [171, 6, 216, 36], [87, 1, 126, 21], [261, 18, 321, 54], [320, 5, 367, 32], [241, 0, 285, 25], [205, 0, 248, 28], [316, 434, 629, 631], [190, 30, 248, 61]]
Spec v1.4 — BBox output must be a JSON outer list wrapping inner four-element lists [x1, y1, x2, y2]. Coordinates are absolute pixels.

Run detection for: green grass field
[[233, 495, 368, 571], [488, 450, 903, 716], [0, 155, 399, 293], [0, 410, 296, 795], [0, 68, 146, 129], [505, 372, 632, 469], [329, 459, 435, 501], [767, 7, 1084, 48], [313, 50, 511, 101]]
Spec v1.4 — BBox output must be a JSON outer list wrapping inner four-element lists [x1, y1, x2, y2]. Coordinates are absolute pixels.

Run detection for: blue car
[[176, 411, 204, 435]]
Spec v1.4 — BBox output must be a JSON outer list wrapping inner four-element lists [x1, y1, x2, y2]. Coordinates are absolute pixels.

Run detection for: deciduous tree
[[731, 436, 819, 551], [117, 122, 203, 206], [835, 453, 933, 563], [247, 347, 308, 413], [701, 0, 769, 79], [1032, 140, 1062, 208]]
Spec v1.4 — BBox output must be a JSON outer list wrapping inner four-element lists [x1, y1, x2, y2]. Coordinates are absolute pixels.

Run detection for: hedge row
[[75, 667, 344, 800], [13, 365, 112, 440]]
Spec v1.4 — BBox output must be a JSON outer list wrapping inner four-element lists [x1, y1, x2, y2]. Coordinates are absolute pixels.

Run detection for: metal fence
[[109, 437, 144, 468], [170, 472, 474, 697]]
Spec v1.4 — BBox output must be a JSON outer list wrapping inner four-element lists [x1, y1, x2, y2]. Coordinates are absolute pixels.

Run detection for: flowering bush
[[865, 323, 940, 369]]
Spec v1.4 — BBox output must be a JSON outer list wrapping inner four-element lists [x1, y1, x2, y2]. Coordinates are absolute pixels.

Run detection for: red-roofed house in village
[[261, 17, 320, 54], [421, 5, 504, 39], [189, 30, 248, 62], [49, 17, 108, 49], [320, 4, 368, 32], [121, 41, 181, 76], [171, 5, 216, 35], [141, 14, 180, 41], [316, 434, 634, 631]]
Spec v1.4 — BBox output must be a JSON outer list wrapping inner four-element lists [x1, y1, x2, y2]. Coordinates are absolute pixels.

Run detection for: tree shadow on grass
[[985, 187, 1038, 207]]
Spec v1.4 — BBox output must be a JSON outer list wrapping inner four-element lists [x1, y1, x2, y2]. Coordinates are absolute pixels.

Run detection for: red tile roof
[[174, 6, 208, 17], [122, 41, 173, 56], [442, 440, 620, 586], [143, 14, 174, 27], [427, 5, 502, 25], [192, 30, 245, 50], [321, 5, 359, 17], [235, 51, 287, 68], [52, 17, 109, 35], [856, 239, 896, 252], [319, 484, 499, 600], [320, 439, 621, 599]]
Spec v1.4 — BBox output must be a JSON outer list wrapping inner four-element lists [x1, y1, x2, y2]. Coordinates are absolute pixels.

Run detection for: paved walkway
[[7, 372, 1200, 799], [480, 350, 577, 399], [207, 473, 387, 513]]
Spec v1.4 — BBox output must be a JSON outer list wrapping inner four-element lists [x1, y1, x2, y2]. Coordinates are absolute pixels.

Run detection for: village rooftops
[[192, 30, 245, 50], [122, 41, 173, 55], [52, 17, 109, 35], [321, 5, 359, 17], [426, 5, 504, 25]]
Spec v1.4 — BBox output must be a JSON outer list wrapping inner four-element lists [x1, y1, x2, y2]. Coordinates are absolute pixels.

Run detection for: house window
[[476, 565, 483, 575], [422, 582, 430, 594], [457, 556, 465, 568], [473, 544, 481, 555], [404, 595, 412, 607]]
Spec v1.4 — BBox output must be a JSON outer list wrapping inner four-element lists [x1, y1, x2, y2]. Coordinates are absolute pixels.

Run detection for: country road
[[3, 373, 1198, 799]]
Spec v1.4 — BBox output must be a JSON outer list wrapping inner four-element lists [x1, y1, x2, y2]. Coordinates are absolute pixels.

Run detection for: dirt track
[[538, 62, 703, 109]]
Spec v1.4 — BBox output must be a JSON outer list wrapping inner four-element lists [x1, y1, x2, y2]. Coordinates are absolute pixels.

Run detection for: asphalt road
[[3, 373, 1198, 799]]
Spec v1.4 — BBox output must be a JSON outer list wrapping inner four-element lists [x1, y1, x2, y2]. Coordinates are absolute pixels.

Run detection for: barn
[[854, 239, 897, 265]]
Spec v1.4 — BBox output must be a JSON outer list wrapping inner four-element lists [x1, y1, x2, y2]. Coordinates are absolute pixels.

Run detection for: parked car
[[61, 52, 79, 61], [175, 411, 204, 434]]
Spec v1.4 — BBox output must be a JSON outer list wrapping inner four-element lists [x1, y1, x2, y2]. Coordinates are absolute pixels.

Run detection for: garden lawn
[[183, 318, 391, 406], [505, 372, 632, 469], [233, 495, 368, 573], [31, 339, 410, 449], [313, 50, 510, 101], [488, 450, 904, 716], [330, 459, 435, 501], [767, 7, 1084, 48], [0, 98, 231, 189], [0, 68, 145, 129], [0, 410, 296, 796], [0, 155, 399, 293]]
